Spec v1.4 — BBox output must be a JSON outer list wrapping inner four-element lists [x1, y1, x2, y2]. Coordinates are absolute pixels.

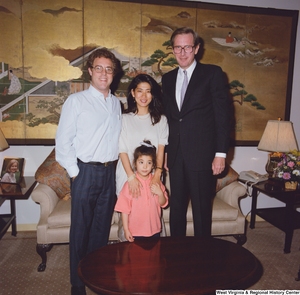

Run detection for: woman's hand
[[164, 153, 169, 171], [151, 171, 161, 186], [128, 176, 142, 198]]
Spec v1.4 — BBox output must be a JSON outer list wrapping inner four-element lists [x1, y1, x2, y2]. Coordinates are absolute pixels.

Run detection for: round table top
[[78, 236, 262, 295]]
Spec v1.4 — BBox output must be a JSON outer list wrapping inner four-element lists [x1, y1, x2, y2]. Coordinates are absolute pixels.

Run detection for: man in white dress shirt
[[55, 48, 122, 295]]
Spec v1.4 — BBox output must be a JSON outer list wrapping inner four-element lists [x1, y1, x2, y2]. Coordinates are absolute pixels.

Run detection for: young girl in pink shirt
[[115, 141, 168, 242]]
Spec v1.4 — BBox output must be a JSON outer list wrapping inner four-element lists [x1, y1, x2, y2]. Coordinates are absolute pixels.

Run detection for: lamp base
[[265, 153, 281, 178]]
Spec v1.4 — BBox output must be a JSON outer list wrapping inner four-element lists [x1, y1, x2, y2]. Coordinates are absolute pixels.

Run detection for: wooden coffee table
[[78, 237, 262, 295]]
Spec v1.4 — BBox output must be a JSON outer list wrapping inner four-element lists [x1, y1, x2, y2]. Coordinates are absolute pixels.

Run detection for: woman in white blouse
[[116, 74, 169, 199]]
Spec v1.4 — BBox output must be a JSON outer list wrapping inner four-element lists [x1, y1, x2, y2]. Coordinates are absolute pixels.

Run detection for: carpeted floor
[[0, 222, 299, 294]]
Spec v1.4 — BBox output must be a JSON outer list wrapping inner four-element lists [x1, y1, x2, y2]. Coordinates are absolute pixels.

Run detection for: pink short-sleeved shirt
[[114, 174, 168, 237]]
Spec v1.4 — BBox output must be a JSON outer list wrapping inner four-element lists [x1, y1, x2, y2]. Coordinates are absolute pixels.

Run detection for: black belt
[[77, 158, 114, 167]]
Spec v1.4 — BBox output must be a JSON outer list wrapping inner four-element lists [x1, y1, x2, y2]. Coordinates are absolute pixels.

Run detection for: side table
[[0, 176, 37, 239], [246, 179, 300, 253]]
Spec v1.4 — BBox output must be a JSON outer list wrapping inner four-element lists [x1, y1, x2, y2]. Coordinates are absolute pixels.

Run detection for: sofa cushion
[[185, 199, 238, 222], [216, 164, 239, 192], [35, 148, 70, 200], [48, 199, 119, 229], [48, 199, 71, 228], [211, 198, 238, 221]]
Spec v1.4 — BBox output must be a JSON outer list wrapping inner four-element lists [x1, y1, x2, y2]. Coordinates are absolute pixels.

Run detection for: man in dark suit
[[162, 27, 231, 237]]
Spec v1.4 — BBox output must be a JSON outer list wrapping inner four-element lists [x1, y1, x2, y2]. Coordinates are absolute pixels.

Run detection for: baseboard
[[246, 215, 265, 222], [6, 224, 37, 232], [8, 219, 264, 232]]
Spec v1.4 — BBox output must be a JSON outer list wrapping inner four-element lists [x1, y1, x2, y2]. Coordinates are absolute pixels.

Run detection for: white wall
[[0, 0, 299, 229]]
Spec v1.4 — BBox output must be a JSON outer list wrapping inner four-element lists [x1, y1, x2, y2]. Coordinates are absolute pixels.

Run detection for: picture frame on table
[[0, 157, 25, 184]]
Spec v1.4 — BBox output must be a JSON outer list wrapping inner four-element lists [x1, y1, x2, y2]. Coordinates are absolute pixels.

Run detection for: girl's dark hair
[[126, 74, 164, 125], [133, 140, 157, 169]]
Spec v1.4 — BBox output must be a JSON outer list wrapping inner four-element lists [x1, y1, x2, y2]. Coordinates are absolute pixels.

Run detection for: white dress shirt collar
[[179, 59, 197, 80], [89, 84, 112, 100]]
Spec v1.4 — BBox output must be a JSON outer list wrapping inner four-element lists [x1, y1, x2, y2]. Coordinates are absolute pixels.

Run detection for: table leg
[[10, 199, 17, 236], [296, 265, 300, 281], [250, 187, 258, 229], [283, 202, 294, 254]]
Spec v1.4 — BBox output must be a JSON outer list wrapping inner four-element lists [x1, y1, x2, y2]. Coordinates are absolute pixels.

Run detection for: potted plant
[[274, 150, 300, 190]]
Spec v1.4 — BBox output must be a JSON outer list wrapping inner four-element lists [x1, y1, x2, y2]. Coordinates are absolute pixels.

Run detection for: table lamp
[[257, 119, 298, 178], [0, 128, 9, 151]]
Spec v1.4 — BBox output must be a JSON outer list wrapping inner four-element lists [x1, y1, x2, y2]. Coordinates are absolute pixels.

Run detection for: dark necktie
[[180, 70, 188, 109]]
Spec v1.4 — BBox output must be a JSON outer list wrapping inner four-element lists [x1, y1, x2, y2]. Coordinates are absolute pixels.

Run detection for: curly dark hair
[[125, 74, 164, 125], [133, 140, 157, 170], [86, 48, 120, 75]]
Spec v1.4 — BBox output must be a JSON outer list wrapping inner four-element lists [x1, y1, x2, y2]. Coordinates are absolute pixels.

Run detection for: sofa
[[31, 149, 247, 272], [162, 171, 248, 243]]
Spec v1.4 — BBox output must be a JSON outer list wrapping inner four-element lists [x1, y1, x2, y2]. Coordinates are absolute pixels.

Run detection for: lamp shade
[[257, 120, 298, 152], [0, 128, 9, 151]]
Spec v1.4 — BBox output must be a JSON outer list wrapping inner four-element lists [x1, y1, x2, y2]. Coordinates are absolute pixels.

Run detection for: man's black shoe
[[71, 286, 86, 295]]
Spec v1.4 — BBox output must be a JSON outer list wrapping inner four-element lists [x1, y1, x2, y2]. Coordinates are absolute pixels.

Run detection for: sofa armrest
[[215, 181, 247, 209], [31, 183, 60, 226]]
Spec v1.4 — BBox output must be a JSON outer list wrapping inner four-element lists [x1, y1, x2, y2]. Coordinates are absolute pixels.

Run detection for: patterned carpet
[[0, 222, 299, 294]]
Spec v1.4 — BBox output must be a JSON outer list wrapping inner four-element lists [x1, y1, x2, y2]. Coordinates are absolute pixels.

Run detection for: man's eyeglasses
[[91, 65, 114, 74], [173, 45, 195, 54]]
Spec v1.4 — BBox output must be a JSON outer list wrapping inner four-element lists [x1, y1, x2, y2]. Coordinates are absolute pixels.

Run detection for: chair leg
[[36, 243, 53, 272], [295, 265, 300, 281], [233, 234, 247, 245]]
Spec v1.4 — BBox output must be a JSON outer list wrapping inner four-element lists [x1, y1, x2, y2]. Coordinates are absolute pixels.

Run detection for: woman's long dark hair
[[125, 74, 164, 125]]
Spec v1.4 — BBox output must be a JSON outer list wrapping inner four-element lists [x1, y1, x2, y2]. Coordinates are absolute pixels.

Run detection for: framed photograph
[[0, 0, 298, 145], [0, 158, 25, 184]]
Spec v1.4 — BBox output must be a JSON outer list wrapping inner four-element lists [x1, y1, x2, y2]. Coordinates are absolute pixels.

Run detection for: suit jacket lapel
[[168, 68, 179, 112]]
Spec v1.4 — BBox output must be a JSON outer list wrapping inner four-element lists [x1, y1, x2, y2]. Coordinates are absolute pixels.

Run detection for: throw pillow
[[215, 164, 239, 192], [35, 148, 70, 200]]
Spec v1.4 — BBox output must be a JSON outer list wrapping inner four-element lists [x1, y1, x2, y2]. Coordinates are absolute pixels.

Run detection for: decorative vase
[[284, 181, 298, 190], [265, 153, 281, 178]]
